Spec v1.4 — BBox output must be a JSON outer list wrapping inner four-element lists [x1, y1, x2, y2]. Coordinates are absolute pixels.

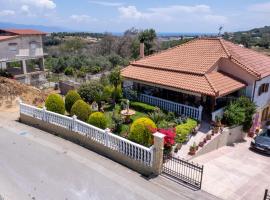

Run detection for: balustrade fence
[[264, 189, 270, 200], [20, 102, 153, 167], [138, 94, 203, 121]]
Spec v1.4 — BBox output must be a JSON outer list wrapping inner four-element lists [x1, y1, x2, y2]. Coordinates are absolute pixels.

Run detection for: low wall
[[192, 126, 246, 159], [20, 113, 154, 176]]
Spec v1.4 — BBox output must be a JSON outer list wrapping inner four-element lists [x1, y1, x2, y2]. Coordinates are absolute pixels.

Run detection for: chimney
[[140, 42, 145, 58]]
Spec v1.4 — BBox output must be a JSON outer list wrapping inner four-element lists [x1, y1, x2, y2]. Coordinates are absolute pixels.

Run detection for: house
[[0, 29, 47, 86], [121, 38, 270, 123]]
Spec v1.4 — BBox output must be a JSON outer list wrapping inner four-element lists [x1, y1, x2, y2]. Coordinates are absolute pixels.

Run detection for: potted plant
[[206, 134, 211, 140], [199, 141, 204, 147], [189, 142, 197, 155], [203, 137, 207, 143], [174, 143, 182, 153]]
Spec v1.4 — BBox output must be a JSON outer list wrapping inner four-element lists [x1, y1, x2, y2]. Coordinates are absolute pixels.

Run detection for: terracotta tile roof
[[206, 72, 246, 96], [2, 29, 46, 35], [121, 65, 245, 96], [132, 38, 227, 75], [0, 35, 18, 41], [121, 37, 270, 96]]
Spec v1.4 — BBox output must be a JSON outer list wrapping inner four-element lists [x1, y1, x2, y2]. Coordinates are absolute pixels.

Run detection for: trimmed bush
[[64, 67, 74, 76], [70, 100, 91, 122], [65, 90, 81, 113], [87, 112, 108, 129], [45, 94, 65, 114], [130, 102, 156, 113], [175, 118, 197, 143], [128, 117, 157, 147]]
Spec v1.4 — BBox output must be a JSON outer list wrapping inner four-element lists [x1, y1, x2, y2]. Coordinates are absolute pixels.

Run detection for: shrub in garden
[[128, 117, 157, 146], [65, 90, 81, 113], [64, 67, 74, 76], [223, 102, 245, 126], [175, 119, 197, 143], [88, 112, 107, 129], [45, 94, 65, 115], [148, 108, 166, 124], [70, 100, 91, 121], [130, 101, 156, 113]]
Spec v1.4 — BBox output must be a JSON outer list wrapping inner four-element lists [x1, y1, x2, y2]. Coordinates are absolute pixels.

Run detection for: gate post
[[152, 132, 165, 176]]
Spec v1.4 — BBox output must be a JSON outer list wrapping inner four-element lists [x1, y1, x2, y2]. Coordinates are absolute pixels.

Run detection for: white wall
[[253, 76, 270, 109], [0, 35, 43, 61]]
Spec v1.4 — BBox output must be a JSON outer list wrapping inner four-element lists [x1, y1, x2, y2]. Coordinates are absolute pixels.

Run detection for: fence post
[[104, 128, 110, 147], [264, 189, 268, 200], [42, 106, 47, 121], [72, 115, 78, 132], [152, 132, 165, 176], [198, 105, 203, 121]]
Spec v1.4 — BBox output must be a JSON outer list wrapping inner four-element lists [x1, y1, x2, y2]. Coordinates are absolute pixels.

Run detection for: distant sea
[[111, 32, 217, 37]]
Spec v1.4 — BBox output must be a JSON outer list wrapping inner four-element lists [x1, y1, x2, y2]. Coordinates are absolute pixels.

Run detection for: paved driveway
[[193, 138, 270, 200], [0, 109, 219, 200]]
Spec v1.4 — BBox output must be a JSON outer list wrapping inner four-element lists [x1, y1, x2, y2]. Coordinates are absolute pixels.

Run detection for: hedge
[[88, 112, 107, 129], [128, 117, 156, 147], [70, 100, 91, 122], [65, 90, 81, 113], [45, 94, 65, 115], [175, 118, 197, 143], [130, 102, 156, 113]]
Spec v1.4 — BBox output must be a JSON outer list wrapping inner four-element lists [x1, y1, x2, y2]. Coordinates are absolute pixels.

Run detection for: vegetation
[[45, 94, 65, 114], [65, 90, 81, 113], [88, 112, 108, 129], [70, 100, 91, 121], [64, 67, 74, 76], [128, 117, 157, 146], [109, 66, 122, 103], [223, 96, 256, 131], [175, 119, 197, 143], [130, 101, 156, 113]]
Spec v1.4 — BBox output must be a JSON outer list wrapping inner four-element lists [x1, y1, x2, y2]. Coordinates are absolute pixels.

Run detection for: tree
[[109, 66, 122, 104], [138, 29, 157, 56], [78, 80, 104, 109]]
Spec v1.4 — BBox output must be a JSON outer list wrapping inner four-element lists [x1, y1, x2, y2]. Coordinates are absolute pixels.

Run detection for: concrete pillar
[[0, 62, 7, 70], [152, 132, 165, 176], [39, 58, 45, 71], [22, 60, 27, 74], [24, 74, 31, 85]]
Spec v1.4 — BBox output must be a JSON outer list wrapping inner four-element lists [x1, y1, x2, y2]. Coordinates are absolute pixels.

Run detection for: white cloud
[[89, 1, 123, 7], [0, 10, 15, 16], [248, 2, 270, 12], [70, 14, 97, 23], [118, 6, 142, 19], [21, 0, 56, 9], [148, 4, 210, 14], [21, 5, 32, 16]]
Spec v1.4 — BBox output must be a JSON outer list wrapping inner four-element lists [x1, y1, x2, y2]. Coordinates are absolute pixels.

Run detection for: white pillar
[[152, 132, 165, 176], [22, 60, 27, 74]]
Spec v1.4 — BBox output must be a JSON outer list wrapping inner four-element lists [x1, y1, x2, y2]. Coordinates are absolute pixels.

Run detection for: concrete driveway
[[193, 138, 270, 200], [0, 109, 219, 200]]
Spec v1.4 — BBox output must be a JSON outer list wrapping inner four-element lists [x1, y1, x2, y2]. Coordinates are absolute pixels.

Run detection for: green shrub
[[70, 100, 91, 122], [148, 108, 166, 124], [78, 81, 104, 103], [65, 90, 81, 113], [128, 117, 156, 146], [175, 118, 197, 143], [103, 85, 114, 101], [45, 94, 65, 114], [64, 67, 74, 76], [130, 102, 156, 113], [88, 112, 107, 129], [114, 85, 123, 101], [223, 102, 245, 126]]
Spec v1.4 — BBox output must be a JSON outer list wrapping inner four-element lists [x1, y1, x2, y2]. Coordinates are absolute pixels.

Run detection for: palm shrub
[[148, 108, 166, 124], [45, 94, 65, 114], [128, 117, 157, 147], [88, 112, 108, 129], [109, 66, 122, 103], [65, 90, 81, 113], [70, 100, 91, 122]]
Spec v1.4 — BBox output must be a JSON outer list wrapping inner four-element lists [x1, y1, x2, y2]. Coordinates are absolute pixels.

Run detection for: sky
[[0, 0, 270, 33]]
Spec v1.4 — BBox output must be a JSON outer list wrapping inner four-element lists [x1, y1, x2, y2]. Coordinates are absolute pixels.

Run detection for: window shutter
[[266, 84, 269, 92]]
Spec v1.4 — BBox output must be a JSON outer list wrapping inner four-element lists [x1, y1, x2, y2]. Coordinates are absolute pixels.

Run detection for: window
[[30, 41, 37, 50], [258, 83, 269, 96], [8, 43, 17, 52]]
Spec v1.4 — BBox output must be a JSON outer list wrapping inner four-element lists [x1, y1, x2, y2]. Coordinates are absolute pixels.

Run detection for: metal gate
[[162, 155, 204, 190], [264, 189, 270, 200]]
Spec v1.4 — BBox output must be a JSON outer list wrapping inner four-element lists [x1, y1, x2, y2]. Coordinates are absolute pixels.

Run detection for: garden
[[42, 67, 199, 155]]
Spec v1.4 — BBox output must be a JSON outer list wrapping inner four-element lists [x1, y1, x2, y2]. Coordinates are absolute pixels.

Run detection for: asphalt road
[[0, 109, 219, 200]]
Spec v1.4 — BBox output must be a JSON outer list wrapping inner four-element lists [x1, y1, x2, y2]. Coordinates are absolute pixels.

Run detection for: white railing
[[20, 102, 153, 166], [211, 107, 225, 122], [139, 94, 203, 121]]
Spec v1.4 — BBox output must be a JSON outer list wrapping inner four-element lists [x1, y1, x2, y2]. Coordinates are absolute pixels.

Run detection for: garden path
[[173, 121, 211, 160]]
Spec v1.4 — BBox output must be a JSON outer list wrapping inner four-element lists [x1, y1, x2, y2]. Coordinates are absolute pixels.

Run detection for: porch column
[[39, 58, 45, 71], [210, 96, 216, 112], [22, 60, 27, 74]]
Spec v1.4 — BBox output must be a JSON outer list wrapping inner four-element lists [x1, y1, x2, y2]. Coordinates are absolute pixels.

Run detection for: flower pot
[[206, 134, 211, 140], [189, 148, 196, 155], [199, 141, 204, 147], [203, 138, 207, 143]]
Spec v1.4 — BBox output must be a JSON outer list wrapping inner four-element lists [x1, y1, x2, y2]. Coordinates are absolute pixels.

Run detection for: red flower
[[148, 127, 176, 147]]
